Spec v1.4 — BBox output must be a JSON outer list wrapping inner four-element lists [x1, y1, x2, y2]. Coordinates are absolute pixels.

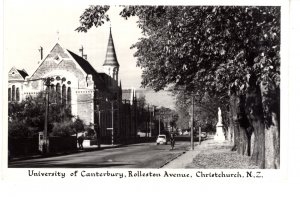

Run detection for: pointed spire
[[103, 27, 120, 67]]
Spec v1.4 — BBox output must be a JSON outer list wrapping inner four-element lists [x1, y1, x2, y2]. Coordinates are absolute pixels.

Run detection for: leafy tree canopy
[[76, 5, 280, 128], [76, 6, 280, 95], [8, 92, 81, 137]]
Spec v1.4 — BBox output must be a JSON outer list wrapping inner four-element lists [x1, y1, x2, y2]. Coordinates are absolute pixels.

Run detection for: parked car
[[156, 134, 167, 145], [200, 132, 208, 139]]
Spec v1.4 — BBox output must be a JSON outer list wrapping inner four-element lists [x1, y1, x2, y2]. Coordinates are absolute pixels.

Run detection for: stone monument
[[215, 107, 225, 141]]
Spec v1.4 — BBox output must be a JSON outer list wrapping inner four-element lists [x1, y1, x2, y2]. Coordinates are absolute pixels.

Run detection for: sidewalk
[[161, 141, 203, 168], [162, 137, 258, 169]]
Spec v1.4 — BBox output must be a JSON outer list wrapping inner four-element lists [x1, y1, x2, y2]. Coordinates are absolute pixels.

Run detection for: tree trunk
[[246, 77, 266, 168], [260, 82, 280, 169], [227, 119, 233, 142], [229, 92, 239, 151], [250, 132, 255, 156], [238, 125, 248, 155], [229, 91, 249, 153], [237, 95, 252, 156], [228, 107, 235, 143], [250, 119, 265, 168], [264, 112, 280, 168]]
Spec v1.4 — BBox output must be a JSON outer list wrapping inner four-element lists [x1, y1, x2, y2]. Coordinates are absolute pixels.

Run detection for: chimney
[[79, 46, 84, 57], [38, 46, 43, 60]]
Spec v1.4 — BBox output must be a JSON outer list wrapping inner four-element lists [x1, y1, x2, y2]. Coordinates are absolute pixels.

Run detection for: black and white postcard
[[1, 0, 298, 196]]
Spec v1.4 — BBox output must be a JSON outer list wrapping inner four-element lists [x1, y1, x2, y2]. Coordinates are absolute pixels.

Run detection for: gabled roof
[[68, 50, 98, 76], [8, 67, 28, 80], [67, 50, 107, 90], [103, 27, 120, 67], [17, 69, 28, 79]]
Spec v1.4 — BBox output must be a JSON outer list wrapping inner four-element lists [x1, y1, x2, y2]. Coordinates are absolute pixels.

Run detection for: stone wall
[[76, 90, 94, 125]]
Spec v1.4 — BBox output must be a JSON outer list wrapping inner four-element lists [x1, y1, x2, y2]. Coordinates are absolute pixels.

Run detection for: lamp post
[[191, 95, 194, 150], [105, 100, 118, 145], [43, 77, 53, 154], [96, 105, 101, 148], [148, 104, 153, 137]]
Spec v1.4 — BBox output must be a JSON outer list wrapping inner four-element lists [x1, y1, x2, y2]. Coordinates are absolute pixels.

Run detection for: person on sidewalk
[[77, 135, 84, 150]]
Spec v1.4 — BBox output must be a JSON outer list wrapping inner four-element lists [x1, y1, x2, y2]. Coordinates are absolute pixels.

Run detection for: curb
[[9, 144, 124, 162], [159, 151, 186, 168]]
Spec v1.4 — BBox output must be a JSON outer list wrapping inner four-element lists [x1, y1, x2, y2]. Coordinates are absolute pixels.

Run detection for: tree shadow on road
[[8, 161, 134, 168]]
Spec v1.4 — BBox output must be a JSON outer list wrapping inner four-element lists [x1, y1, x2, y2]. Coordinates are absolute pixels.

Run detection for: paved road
[[8, 141, 191, 168]]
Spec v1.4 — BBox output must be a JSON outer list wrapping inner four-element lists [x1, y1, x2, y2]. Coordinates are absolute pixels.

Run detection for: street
[[8, 141, 191, 168]]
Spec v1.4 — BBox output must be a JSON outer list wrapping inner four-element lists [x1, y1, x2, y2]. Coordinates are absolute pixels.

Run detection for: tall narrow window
[[67, 87, 71, 109], [56, 83, 61, 104], [50, 84, 55, 103], [113, 69, 116, 80], [8, 88, 11, 101], [12, 85, 15, 101], [16, 87, 20, 101], [62, 84, 66, 107]]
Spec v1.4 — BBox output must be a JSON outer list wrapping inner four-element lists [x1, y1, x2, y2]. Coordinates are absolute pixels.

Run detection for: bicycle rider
[[170, 133, 175, 150]]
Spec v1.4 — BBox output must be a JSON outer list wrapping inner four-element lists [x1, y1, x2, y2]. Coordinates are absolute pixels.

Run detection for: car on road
[[156, 134, 168, 145]]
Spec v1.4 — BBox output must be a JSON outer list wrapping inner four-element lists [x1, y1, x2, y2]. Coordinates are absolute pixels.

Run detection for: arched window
[[62, 84, 66, 107], [12, 85, 15, 101], [8, 88, 11, 101], [56, 83, 61, 104], [16, 87, 20, 101], [67, 87, 71, 109]]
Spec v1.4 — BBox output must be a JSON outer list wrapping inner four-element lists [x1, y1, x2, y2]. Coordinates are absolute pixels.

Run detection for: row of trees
[[76, 6, 280, 168], [136, 94, 178, 135], [8, 92, 85, 138]]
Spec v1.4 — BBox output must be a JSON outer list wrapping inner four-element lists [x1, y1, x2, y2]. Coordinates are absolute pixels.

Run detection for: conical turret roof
[[103, 27, 119, 67]]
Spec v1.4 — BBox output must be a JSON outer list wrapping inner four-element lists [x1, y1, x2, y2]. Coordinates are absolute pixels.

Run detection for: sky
[[3, 0, 176, 108], [3, 0, 286, 109], [4, 2, 142, 88]]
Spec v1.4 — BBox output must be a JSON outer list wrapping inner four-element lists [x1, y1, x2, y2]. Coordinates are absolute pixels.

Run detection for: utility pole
[[43, 77, 51, 154], [199, 127, 202, 145], [111, 101, 114, 145], [149, 104, 152, 137], [159, 114, 161, 135], [191, 95, 194, 150], [96, 105, 101, 148]]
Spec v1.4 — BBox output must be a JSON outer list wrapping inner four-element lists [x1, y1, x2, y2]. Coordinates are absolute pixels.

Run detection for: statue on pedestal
[[217, 107, 222, 126], [215, 107, 225, 141]]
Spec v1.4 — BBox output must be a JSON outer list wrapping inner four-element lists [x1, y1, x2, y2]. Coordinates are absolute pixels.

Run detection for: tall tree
[[76, 6, 280, 168]]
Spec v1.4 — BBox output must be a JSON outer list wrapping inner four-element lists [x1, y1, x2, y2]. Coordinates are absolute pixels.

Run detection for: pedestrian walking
[[78, 135, 84, 149]]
